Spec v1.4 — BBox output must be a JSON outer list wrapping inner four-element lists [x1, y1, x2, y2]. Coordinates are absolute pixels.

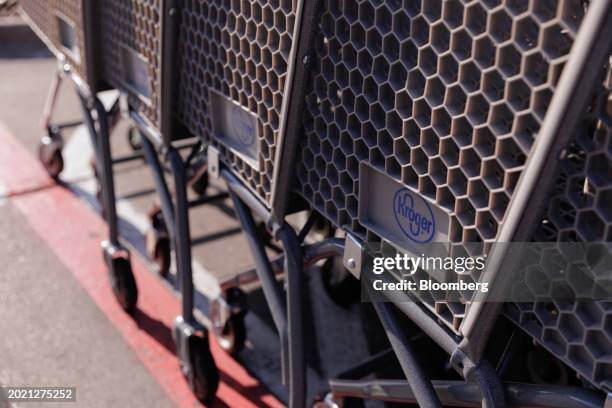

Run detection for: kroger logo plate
[[210, 90, 259, 164], [359, 163, 450, 254]]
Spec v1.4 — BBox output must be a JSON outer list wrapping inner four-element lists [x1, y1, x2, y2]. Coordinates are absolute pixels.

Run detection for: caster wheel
[[146, 205, 171, 276], [188, 335, 220, 403], [321, 256, 360, 308], [146, 230, 171, 277], [104, 248, 138, 313], [215, 288, 247, 354], [190, 171, 209, 196], [127, 126, 142, 151], [38, 138, 64, 179], [217, 314, 246, 354]]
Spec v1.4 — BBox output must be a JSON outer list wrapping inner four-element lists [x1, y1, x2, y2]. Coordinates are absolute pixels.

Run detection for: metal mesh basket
[[295, 0, 589, 329], [176, 0, 300, 204], [97, 0, 162, 129], [505, 62, 612, 391], [19, 0, 94, 85], [294, 0, 612, 392]]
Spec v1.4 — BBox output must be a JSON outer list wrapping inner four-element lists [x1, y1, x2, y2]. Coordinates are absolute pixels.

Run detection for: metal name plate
[[209, 90, 259, 164], [120, 46, 152, 101], [358, 163, 451, 254], [56, 14, 80, 63]]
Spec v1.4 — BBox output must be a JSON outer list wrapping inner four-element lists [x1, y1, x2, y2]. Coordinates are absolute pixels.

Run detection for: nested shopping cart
[[174, 0, 612, 406], [91, 0, 237, 402], [18, 0, 143, 184], [19, 1, 224, 402], [171, 1, 326, 406], [284, 0, 612, 406]]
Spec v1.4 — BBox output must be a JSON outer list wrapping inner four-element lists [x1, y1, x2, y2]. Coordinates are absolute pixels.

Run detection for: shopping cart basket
[[19, 0, 101, 178], [285, 0, 612, 406], [171, 1, 326, 406]]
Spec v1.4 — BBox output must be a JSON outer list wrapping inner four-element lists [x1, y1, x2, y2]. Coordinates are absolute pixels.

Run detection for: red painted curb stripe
[[0, 121, 284, 408]]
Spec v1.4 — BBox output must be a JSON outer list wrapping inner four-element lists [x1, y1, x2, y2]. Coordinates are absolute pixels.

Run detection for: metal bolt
[[169, 8, 176, 16], [346, 258, 356, 270], [302, 55, 309, 65]]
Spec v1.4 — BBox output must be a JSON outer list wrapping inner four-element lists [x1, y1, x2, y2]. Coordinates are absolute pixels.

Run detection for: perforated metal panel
[[19, 0, 91, 83], [97, 0, 161, 128], [295, 0, 588, 332], [505, 66, 612, 391], [0, 0, 18, 16], [177, 0, 298, 204]]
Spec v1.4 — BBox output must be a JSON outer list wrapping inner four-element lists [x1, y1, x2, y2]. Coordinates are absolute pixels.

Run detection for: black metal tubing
[[227, 190, 289, 377], [88, 95, 119, 246], [270, 0, 323, 220], [188, 193, 229, 209], [329, 378, 605, 408], [53, 119, 83, 130], [70, 64, 119, 247], [450, 347, 505, 408], [75, 92, 101, 176], [222, 168, 271, 223], [159, 0, 179, 147], [366, 286, 442, 408], [268, 237, 344, 275], [140, 135, 176, 241], [112, 151, 145, 165], [129, 110, 164, 148], [226, 174, 306, 408], [167, 146, 196, 324], [276, 224, 306, 408], [378, 286, 460, 355], [364, 269, 505, 406]]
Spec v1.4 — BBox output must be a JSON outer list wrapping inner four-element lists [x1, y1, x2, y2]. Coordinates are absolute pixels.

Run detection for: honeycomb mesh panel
[[20, 0, 89, 83], [19, 0, 50, 41], [98, 0, 161, 128], [1, 1, 19, 16], [505, 64, 612, 391], [295, 0, 587, 332], [177, 0, 298, 203]]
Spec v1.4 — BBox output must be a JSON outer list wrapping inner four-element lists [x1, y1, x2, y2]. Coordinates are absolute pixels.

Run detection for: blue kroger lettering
[[232, 105, 256, 147], [393, 189, 436, 243]]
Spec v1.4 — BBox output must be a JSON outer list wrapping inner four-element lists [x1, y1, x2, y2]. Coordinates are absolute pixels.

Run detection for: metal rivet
[[346, 258, 356, 270]]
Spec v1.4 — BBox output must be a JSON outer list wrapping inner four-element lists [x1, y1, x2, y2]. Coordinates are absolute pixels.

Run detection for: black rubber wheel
[[215, 287, 247, 354], [217, 313, 246, 354], [108, 256, 138, 313], [188, 335, 219, 404], [150, 235, 171, 277], [321, 256, 361, 308], [146, 205, 171, 276], [127, 126, 142, 151], [38, 142, 64, 179], [190, 171, 209, 196], [149, 205, 166, 231]]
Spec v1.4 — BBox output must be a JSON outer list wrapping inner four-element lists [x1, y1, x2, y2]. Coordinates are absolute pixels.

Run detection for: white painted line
[[0, 188, 7, 206]]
